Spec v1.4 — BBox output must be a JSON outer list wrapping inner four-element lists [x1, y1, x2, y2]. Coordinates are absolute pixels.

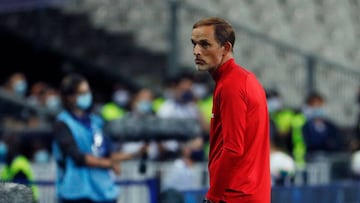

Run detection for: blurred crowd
[[267, 88, 357, 186], [0, 71, 213, 160], [1, 71, 360, 190]]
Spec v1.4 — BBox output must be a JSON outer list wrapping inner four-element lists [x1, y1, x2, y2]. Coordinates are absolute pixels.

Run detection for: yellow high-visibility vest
[[0, 155, 39, 201]]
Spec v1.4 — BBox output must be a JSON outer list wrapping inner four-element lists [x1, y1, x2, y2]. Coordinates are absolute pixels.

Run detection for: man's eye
[[201, 43, 210, 48], [191, 40, 196, 46]]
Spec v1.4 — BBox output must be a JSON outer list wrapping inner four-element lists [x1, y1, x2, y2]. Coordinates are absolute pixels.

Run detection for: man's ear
[[223, 42, 232, 54]]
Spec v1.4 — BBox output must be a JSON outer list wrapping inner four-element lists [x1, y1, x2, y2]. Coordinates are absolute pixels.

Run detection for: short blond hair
[[193, 17, 235, 51]]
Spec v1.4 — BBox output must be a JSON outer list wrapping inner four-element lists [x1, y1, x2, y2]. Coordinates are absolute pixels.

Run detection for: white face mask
[[192, 83, 209, 99], [302, 106, 326, 119], [267, 98, 282, 113], [46, 95, 61, 111], [113, 90, 130, 107]]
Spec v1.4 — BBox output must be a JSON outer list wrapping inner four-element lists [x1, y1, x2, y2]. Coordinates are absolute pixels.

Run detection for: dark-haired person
[[52, 73, 145, 203], [0, 132, 39, 202], [191, 17, 270, 203], [301, 92, 342, 155]]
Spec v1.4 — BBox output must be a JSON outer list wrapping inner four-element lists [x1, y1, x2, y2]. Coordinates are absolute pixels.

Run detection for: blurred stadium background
[[0, 0, 360, 203]]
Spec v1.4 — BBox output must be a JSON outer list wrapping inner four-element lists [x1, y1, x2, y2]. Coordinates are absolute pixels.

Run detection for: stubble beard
[[195, 64, 208, 72], [195, 65, 201, 71]]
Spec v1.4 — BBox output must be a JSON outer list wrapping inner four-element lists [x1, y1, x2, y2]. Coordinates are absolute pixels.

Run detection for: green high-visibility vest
[[271, 109, 307, 170], [0, 155, 39, 201], [197, 95, 213, 124], [271, 109, 295, 134], [152, 97, 165, 113], [101, 102, 126, 121], [291, 113, 307, 170]]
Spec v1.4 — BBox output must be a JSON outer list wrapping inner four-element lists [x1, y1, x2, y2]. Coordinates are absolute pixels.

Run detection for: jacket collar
[[211, 58, 235, 82]]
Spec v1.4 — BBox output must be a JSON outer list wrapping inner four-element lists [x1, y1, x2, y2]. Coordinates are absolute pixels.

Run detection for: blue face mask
[[46, 96, 61, 111], [34, 150, 50, 164], [113, 90, 130, 107], [76, 92, 93, 110], [136, 100, 153, 114], [267, 98, 282, 113], [305, 107, 325, 119], [14, 80, 27, 96]]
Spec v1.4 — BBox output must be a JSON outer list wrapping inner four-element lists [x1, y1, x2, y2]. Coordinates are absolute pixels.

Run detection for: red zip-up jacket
[[206, 59, 270, 203]]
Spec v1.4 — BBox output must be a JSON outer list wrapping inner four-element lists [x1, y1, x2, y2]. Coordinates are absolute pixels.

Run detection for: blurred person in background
[[192, 17, 270, 203], [266, 89, 296, 186], [300, 92, 346, 181], [301, 91, 343, 159], [117, 87, 158, 161], [43, 86, 62, 113], [162, 140, 202, 203], [270, 137, 296, 186], [1, 73, 54, 132], [52, 73, 144, 203], [266, 89, 293, 153], [2, 72, 28, 98], [0, 72, 31, 130], [157, 72, 201, 119], [100, 83, 129, 122], [27, 84, 62, 128], [157, 72, 206, 161], [152, 77, 177, 113], [31, 139, 51, 165], [266, 89, 307, 172], [193, 73, 213, 160], [27, 83, 62, 112], [129, 88, 155, 117], [0, 131, 39, 202], [27, 81, 48, 106]]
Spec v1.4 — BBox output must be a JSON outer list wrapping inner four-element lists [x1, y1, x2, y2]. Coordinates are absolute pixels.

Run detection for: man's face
[[191, 25, 226, 72]]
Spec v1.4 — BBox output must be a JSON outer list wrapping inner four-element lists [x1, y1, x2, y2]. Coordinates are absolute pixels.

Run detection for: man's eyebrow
[[191, 39, 210, 44], [199, 39, 210, 44]]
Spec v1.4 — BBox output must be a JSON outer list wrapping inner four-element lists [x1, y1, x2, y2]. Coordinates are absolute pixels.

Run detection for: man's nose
[[193, 45, 200, 56]]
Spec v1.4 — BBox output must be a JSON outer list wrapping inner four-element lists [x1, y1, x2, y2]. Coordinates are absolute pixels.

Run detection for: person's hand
[[132, 144, 149, 159], [111, 162, 121, 175], [139, 144, 149, 156]]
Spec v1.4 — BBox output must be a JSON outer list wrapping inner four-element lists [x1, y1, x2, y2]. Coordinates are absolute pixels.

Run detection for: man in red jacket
[[191, 17, 271, 203]]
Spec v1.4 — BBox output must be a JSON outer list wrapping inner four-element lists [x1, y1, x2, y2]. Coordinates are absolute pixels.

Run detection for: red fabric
[[206, 59, 271, 203]]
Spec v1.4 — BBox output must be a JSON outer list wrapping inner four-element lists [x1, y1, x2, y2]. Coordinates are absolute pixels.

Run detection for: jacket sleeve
[[206, 78, 248, 201], [54, 121, 86, 166]]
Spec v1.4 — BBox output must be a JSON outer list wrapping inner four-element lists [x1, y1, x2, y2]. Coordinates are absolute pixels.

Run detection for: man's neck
[[208, 55, 233, 74]]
